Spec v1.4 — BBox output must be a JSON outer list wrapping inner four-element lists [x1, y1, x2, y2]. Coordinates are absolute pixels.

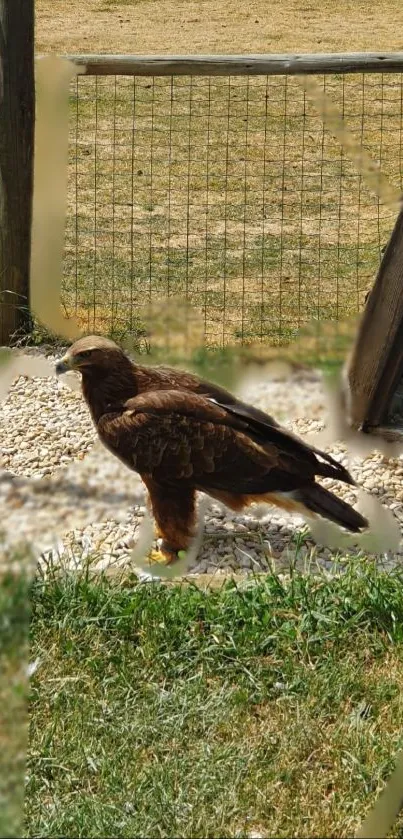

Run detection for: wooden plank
[[366, 426, 403, 442], [346, 207, 403, 431], [36, 52, 403, 77], [0, 0, 35, 344], [386, 372, 403, 428]]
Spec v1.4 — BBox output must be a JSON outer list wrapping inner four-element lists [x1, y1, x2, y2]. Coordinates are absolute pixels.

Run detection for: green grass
[[26, 558, 403, 837], [1, 569, 33, 838], [63, 234, 380, 345]]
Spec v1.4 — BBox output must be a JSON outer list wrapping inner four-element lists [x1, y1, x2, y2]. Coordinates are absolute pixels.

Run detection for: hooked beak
[[55, 356, 71, 375]]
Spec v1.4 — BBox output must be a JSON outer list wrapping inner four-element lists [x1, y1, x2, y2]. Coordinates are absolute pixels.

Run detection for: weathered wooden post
[[0, 0, 35, 344], [346, 206, 403, 439]]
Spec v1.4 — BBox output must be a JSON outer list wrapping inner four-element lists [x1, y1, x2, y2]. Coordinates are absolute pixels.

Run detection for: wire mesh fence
[[63, 61, 403, 348]]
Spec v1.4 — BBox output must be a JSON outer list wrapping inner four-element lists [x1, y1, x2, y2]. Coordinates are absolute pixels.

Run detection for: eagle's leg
[[143, 478, 196, 565]]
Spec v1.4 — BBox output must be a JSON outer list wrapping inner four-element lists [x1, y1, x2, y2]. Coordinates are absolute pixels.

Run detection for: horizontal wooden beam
[[36, 52, 403, 77]]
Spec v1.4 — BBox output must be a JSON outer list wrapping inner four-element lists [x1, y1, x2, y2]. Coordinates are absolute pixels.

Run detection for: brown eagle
[[56, 335, 368, 564]]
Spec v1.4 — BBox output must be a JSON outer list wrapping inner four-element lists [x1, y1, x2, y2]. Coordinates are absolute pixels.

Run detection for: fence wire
[[64, 71, 403, 348]]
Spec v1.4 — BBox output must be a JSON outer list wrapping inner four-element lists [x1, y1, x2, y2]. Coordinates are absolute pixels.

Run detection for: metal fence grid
[[63, 63, 403, 348]]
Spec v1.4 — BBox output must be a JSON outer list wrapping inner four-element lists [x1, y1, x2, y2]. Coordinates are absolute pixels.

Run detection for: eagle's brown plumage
[[56, 335, 368, 562]]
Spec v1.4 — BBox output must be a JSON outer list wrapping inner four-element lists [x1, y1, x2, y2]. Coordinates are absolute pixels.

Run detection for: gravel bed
[[0, 347, 402, 577]]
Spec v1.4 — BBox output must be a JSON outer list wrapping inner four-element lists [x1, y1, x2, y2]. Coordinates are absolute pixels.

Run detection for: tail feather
[[295, 483, 368, 533]]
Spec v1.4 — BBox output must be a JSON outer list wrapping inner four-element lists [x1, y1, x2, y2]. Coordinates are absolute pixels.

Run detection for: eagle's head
[[55, 335, 128, 376]]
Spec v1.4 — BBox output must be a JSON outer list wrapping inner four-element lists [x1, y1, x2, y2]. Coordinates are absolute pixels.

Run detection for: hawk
[[56, 336, 368, 564]]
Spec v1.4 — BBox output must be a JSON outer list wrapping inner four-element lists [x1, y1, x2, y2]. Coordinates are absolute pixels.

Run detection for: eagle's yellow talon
[[147, 548, 177, 566]]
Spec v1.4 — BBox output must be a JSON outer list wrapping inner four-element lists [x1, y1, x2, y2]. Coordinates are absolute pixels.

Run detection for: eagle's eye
[[79, 349, 93, 359]]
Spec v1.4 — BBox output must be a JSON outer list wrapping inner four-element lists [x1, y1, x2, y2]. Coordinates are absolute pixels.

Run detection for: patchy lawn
[[26, 559, 403, 837], [34, 0, 402, 347]]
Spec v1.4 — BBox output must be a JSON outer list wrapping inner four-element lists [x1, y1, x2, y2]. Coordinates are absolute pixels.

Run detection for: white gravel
[[0, 346, 402, 578]]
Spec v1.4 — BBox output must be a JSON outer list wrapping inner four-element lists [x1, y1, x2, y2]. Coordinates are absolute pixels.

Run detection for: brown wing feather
[[132, 364, 353, 486], [134, 363, 280, 427], [124, 388, 352, 486], [97, 390, 332, 496]]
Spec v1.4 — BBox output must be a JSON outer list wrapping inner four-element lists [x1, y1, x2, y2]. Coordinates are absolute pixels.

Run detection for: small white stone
[[0, 350, 401, 574]]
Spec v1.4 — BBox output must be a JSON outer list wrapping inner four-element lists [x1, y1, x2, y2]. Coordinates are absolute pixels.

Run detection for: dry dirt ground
[[36, 0, 403, 56]]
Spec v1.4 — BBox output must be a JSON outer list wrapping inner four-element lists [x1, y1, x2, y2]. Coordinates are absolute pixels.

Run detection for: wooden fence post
[[346, 207, 403, 435], [0, 0, 35, 345]]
